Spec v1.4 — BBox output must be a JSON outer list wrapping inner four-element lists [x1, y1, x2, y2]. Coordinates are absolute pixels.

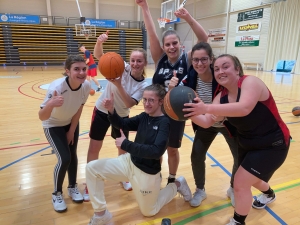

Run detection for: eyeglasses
[[142, 98, 161, 104], [191, 57, 209, 64]]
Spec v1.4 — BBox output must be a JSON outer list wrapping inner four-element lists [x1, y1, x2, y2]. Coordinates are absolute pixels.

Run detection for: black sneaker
[[96, 86, 102, 92], [167, 177, 175, 185], [252, 193, 276, 209]]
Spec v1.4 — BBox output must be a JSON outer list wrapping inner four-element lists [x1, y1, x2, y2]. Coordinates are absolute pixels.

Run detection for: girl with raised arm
[[136, 0, 208, 185]]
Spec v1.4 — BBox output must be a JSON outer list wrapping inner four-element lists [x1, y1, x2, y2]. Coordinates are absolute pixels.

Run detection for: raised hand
[[168, 70, 179, 90], [115, 129, 126, 147], [135, 0, 147, 7], [102, 92, 114, 114], [50, 90, 64, 107], [97, 30, 109, 43], [174, 7, 190, 20]]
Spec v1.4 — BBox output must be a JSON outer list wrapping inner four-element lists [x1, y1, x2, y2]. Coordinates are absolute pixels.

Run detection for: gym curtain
[[264, 0, 300, 74]]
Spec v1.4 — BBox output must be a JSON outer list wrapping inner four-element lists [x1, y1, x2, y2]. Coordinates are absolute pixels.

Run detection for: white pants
[[86, 153, 177, 216]]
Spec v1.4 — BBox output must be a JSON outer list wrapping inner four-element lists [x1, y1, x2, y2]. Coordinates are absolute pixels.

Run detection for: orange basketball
[[90, 89, 95, 96], [292, 106, 300, 116], [98, 52, 125, 79]]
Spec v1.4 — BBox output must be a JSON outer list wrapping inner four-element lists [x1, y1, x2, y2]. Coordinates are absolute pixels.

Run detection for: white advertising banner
[[208, 27, 226, 47]]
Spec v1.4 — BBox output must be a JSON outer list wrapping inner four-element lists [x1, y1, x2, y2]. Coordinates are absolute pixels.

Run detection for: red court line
[[18, 80, 45, 100], [0, 131, 135, 151], [0, 121, 192, 151], [32, 81, 46, 95]]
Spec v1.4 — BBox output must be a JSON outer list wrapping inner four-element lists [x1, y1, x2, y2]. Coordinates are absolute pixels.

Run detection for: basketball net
[[157, 18, 171, 28]]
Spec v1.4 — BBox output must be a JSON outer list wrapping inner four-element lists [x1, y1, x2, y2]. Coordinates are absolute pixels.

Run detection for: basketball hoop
[[81, 29, 90, 40], [157, 18, 171, 28]]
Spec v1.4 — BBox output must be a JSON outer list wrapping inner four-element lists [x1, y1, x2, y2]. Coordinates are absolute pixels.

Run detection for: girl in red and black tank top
[[183, 54, 290, 225]]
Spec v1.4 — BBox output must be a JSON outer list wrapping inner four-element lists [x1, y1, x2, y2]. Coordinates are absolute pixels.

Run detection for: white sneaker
[[68, 185, 84, 203], [226, 218, 245, 225], [52, 192, 67, 213], [189, 188, 207, 207], [176, 176, 192, 201], [121, 182, 132, 191], [252, 193, 276, 209], [83, 185, 90, 202], [88, 210, 112, 225], [227, 187, 235, 207]]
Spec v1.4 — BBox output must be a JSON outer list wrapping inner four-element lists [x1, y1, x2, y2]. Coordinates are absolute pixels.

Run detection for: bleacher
[[0, 23, 145, 66]]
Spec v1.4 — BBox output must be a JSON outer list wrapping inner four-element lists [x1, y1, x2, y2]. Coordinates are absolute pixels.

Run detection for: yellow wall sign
[[236, 22, 261, 33]]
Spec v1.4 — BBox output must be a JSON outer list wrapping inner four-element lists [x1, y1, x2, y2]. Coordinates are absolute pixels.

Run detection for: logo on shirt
[[61, 90, 68, 95], [177, 67, 184, 74], [48, 94, 52, 98], [153, 126, 158, 130]]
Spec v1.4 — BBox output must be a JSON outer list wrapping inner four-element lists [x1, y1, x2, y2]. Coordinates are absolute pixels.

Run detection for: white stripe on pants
[[86, 153, 177, 216]]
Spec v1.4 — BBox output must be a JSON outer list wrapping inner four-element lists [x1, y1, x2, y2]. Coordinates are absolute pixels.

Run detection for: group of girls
[[39, 1, 290, 224]]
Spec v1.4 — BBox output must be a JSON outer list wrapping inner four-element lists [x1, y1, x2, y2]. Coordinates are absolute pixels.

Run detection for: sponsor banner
[[235, 35, 260, 47], [86, 19, 116, 28], [237, 8, 264, 22], [208, 27, 226, 47], [0, 13, 40, 24], [236, 22, 261, 33]]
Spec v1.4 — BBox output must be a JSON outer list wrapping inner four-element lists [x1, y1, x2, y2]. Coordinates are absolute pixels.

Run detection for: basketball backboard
[[161, 0, 187, 24], [75, 23, 96, 40]]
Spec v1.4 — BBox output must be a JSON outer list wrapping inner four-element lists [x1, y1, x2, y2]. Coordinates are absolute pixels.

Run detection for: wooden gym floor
[[0, 65, 299, 225]]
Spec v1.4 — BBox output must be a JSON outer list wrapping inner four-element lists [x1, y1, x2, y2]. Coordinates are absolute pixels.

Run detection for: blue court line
[[0, 131, 89, 171], [183, 133, 287, 225]]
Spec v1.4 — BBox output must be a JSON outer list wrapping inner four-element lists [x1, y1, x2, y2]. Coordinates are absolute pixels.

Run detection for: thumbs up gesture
[[102, 92, 114, 114], [115, 129, 126, 147], [168, 70, 179, 90], [97, 30, 109, 43], [50, 90, 64, 107]]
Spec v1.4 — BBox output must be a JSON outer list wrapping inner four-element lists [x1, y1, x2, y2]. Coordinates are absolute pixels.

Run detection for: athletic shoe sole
[[72, 198, 84, 203], [54, 208, 67, 213], [252, 196, 276, 209]]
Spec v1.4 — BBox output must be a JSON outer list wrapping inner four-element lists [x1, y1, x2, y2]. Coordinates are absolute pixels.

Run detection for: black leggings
[[44, 124, 79, 193], [191, 126, 239, 189]]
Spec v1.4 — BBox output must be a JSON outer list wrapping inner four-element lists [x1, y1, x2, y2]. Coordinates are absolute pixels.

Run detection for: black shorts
[[239, 142, 290, 182], [166, 115, 185, 148], [89, 107, 129, 141]]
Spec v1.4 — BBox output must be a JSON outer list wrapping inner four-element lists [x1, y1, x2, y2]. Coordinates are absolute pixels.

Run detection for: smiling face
[[213, 56, 240, 87], [65, 62, 87, 88], [163, 34, 181, 62], [191, 49, 213, 75], [129, 50, 147, 78], [142, 90, 163, 116]]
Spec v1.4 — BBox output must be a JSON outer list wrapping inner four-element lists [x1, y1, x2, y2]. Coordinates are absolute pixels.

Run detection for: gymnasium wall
[[0, 0, 48, 15], [0, 0, 289, 68], [0, 0, 161, 21], [227, 0, 271, 68], [0, 0, 162, 64], [174, 0, 281, 69], [176, 0, 227, 56]]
